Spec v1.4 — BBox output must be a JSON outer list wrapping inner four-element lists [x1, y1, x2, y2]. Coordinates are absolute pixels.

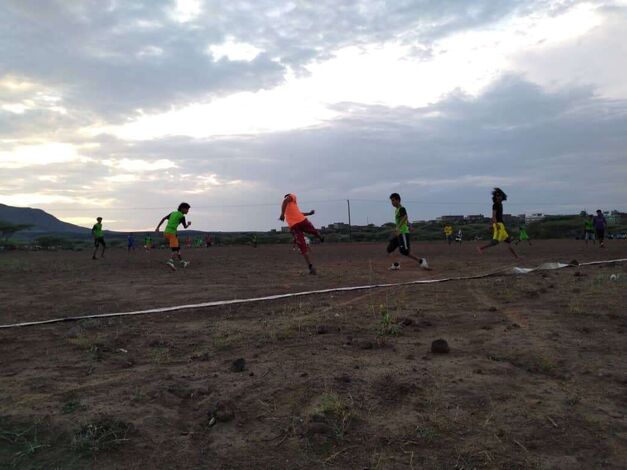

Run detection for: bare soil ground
[[1, 240, 626, 469]]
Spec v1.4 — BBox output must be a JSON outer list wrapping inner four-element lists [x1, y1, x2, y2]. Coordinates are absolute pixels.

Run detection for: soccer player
[[515, 224, 532, 246], [444, 225, 454, 245], [127, 233, 135, 252], [584, 216, 595, 245], [155, 203, 192, 271], [279, 193, 324, 275], [477, 188, 520, 259], [593, 210, 607, 248], [387, 193, 430, 271], [144, 234, 152, 251], [91, 217, 106, 260], [455, 228, 463, 245]]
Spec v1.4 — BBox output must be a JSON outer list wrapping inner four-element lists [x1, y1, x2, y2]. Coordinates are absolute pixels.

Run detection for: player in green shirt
[[91, 217, 106, 260], [144, 234, 152, 251], [155, 203, 192, 271], [584, 216, 595, 245], [386, 193, 430, 271], [515, 224, 532, 246]]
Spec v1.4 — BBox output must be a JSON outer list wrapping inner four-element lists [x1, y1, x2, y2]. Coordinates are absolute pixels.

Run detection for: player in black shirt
[[477, 188, 520, 258]]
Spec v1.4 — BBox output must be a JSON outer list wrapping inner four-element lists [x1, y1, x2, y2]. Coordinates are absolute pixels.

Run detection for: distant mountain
[[0, 204, 91, 234]]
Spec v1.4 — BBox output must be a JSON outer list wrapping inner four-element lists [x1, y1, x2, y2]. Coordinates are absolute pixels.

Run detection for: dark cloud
[[1, 1, 625, 230], [15, 75, 619, 230], [0, 0, 558, 120]]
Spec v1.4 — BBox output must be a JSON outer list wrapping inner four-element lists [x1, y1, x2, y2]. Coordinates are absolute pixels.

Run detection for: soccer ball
[[610, 274, 618, 281]]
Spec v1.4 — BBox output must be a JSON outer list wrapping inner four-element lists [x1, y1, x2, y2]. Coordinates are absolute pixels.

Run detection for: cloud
[[88, 2, 608, 141], [101, 158, 177, 172], [0, 143, 86, 168], [0, 1, 626, 231]]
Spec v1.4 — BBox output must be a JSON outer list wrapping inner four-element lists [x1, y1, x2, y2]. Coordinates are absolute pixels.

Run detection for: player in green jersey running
[[155, 203, 192, 271], [386, 193, 430, 271]]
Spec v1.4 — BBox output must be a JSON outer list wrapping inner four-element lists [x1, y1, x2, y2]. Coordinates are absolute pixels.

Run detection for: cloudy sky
[[1, 0, 626, 231]]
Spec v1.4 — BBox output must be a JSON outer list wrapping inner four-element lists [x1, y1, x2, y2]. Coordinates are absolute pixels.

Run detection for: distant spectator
[[127, 233, 135, 252], [455, 229, 463, 244], [91, 217, 106, 260], [593, 210, 607, 248]]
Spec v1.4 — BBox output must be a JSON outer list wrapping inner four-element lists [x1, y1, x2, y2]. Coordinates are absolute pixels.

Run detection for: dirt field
[[1, 240, 626, 469]]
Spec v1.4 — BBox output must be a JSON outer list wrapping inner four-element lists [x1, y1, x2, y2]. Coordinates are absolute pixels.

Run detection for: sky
[[1, 0, 626, 231]]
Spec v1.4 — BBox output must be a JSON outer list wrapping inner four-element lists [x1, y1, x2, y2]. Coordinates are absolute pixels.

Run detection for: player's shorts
[[492, 223, 511, 243], [387, 233, 411, 256], [94, 237, 106, 247], [519, 232, 529, 241], [584, 230, 595, 240], [290, 219, 318, 255], [165, 232, 180, 250]]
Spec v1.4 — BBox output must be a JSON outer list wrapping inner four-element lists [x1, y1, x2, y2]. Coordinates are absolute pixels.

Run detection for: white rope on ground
[[1, 258, 625, 330]]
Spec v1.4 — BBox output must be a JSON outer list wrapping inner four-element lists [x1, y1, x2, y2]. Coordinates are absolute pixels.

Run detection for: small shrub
[[62, 399, 87, 414], [71, 417, 133, 455]]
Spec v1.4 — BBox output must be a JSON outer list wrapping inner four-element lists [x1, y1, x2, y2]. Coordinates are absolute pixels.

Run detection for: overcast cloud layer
[[1, 0, 626, 231]]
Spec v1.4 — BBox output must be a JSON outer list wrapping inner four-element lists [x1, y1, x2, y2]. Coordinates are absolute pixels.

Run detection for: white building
[[526, 213, 545, 222]]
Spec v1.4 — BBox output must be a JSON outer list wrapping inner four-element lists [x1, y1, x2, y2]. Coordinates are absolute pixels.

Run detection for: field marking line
[[1, 258, 625, 330]]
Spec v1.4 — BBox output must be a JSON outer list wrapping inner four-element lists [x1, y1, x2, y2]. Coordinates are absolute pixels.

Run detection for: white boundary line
[[1, 258, 625, 329]]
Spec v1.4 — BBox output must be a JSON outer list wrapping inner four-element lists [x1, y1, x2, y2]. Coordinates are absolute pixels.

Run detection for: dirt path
[[1, 240, 626, 468]]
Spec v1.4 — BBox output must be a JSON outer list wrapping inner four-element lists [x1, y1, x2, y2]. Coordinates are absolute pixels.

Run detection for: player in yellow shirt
[[444, 225, 454, 245]]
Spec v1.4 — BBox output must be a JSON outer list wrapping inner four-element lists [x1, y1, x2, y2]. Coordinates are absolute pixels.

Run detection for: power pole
[[347, 199, 352, 242]]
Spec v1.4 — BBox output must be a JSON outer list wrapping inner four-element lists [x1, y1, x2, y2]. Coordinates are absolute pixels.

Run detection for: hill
[[0, 204, 90, 234]]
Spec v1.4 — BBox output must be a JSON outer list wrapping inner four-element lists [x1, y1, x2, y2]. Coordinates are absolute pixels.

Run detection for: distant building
[[465, 214, 487, 224], [331, 222, 349, 230], [526, 213, 545, 222], [436, 215, 465, 223], [281, 226, 291, 233], [606, 210, 622, 225]]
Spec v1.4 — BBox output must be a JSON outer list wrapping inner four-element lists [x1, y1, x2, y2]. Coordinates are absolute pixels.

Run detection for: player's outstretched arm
[[155, 215, 169, 232]]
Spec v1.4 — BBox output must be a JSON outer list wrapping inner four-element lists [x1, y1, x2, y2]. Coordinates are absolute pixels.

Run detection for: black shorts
[[94, 237, 106, 248], [595, 228, 605, 241], [387, 233, 410, 256]]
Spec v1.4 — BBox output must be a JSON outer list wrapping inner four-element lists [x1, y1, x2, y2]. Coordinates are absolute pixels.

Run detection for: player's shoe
[[419, 258, 431, 270], [166, 259, 177, 271], [309, 265, 317, 275], [389, 262, 400, 271], [181, 260, 190, 268]]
